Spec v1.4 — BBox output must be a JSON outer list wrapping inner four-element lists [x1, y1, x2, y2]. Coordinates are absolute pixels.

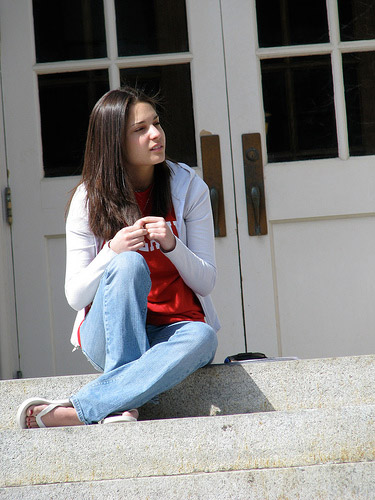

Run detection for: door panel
[[272, 215, 375, 358], [221, 0, 375, 357]]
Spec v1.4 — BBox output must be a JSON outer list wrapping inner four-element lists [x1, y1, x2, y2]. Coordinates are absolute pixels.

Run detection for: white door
[[0, 0, 246, 378], [217, 0, 375, 358]]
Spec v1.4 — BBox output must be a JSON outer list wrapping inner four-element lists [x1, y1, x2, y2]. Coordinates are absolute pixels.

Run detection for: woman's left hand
[[139, 216, 176, 253]]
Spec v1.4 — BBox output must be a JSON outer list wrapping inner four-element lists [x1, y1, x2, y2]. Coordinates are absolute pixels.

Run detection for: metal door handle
[[242, 133, 267, 236], [200, 134, 226, 237]]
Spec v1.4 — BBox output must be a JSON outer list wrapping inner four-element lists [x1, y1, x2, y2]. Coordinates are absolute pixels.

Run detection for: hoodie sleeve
[[64, 186, 117, 311], [164, 174, 217, 297]]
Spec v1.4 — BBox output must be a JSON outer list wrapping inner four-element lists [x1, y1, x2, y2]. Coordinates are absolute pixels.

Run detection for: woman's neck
[[130, 165, 154, 192]]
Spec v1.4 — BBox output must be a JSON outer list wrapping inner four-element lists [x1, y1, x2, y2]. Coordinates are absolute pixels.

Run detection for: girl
[[17, 86, 219, 428]]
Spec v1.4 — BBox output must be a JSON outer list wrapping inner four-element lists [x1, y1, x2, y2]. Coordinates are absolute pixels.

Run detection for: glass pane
[[261, 56, 337, 162], [116, 0, 188, 56], [343, 52, 375, 156], [338, 0, 375, 41], [33, 0, 106, 63], [256, 0, 328, 47], [39, 70, 109, 177], [120, 64, 197, 167]]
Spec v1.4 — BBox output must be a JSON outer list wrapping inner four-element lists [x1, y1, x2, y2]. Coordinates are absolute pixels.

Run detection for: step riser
[[1, 462, 374, 500], [1, 355, 374, 430], [1, 406, 374, 488]]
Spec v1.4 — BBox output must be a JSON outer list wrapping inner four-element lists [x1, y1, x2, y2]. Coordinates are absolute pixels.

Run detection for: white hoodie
[[65, 161, 221, 347]]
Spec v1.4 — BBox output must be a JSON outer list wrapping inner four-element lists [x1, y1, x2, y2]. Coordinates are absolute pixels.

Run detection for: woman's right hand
[[109, 220, 147, 253]]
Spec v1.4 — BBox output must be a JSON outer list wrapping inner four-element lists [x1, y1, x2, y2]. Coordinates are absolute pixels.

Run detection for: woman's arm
[[65, 173, 217, 309], [165, 179, 217, 297], [64, 187, 116, 311]]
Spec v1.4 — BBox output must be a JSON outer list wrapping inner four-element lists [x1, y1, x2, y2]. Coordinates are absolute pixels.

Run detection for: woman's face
[[123, 101, 166, 174]]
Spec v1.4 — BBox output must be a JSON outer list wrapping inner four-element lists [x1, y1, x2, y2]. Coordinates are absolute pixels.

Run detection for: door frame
[[0, 70, 19, 379]]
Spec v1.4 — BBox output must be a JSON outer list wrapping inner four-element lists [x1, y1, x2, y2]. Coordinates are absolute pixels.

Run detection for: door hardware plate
[[201, 134, 227, 237], [242, 133, 268, 236]]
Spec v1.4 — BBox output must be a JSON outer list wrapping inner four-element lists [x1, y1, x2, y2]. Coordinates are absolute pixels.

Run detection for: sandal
[[16, 397, 73, 429], [99, 409, 138, 424]]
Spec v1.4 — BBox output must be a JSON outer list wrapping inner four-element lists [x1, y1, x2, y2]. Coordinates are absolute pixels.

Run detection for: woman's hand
[[139, 216, 176, 253], [109, 220, 148, 253]]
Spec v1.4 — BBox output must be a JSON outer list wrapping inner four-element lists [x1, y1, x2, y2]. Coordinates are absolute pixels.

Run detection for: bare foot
[[26, 406, 139, 428], [26, 404, 83, 429]]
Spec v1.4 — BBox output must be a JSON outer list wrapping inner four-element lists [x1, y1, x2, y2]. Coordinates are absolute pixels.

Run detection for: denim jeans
[[70, 252, 218, 424]]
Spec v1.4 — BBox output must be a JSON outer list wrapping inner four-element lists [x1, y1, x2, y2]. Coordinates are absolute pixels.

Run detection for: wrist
[[161, 235, 176, 253], [108, 239, 119, 254]]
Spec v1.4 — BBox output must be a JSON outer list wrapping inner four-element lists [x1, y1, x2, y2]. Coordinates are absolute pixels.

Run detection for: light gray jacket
[[65, 161, 220, 347]]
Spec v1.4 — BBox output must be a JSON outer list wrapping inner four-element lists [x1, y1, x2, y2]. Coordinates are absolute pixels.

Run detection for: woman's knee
[[106, 251, 150, 282], [192, 323, 218, 360]]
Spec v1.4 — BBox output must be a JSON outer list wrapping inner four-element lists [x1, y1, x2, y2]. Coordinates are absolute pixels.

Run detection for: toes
[[26, 415, 37, 429], [25, 404, 45, 427], [27, 404, 45, 418]]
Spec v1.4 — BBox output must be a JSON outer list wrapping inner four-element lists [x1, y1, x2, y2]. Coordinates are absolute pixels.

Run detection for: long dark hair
[[72, 86, 172, 240]]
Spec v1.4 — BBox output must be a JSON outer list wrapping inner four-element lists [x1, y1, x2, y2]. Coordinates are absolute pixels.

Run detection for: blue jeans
[[70, 252, 218, 424]]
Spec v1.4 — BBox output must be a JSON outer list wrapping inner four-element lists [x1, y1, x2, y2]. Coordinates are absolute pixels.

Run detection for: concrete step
[[1, 354, 374, 430], [1, 404, 374, 489], [1, 462, 374, 499], [1, 355, 374, 496]]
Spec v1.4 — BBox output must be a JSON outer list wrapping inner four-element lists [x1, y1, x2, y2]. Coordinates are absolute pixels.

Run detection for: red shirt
[[135, 186, 204, 325]]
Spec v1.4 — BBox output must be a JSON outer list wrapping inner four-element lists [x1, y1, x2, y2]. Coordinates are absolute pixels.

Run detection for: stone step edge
[[0, 461, 374, 500], [1, 404, 374, 488], [2, 354, 374, 430]]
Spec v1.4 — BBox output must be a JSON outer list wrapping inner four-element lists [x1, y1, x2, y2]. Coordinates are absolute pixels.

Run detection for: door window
[[256, 0, 375, 163], [38, 71, 109, 177], [33, 0, 107, 62], [115, 0, 188, 56], [256, 0, 329, 47], [119, 64, 196, 167], [338, 0, 375, 41], [342, 52, 375, 157], [32, 0, 195, 178], [261, 55, 337, 162]]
